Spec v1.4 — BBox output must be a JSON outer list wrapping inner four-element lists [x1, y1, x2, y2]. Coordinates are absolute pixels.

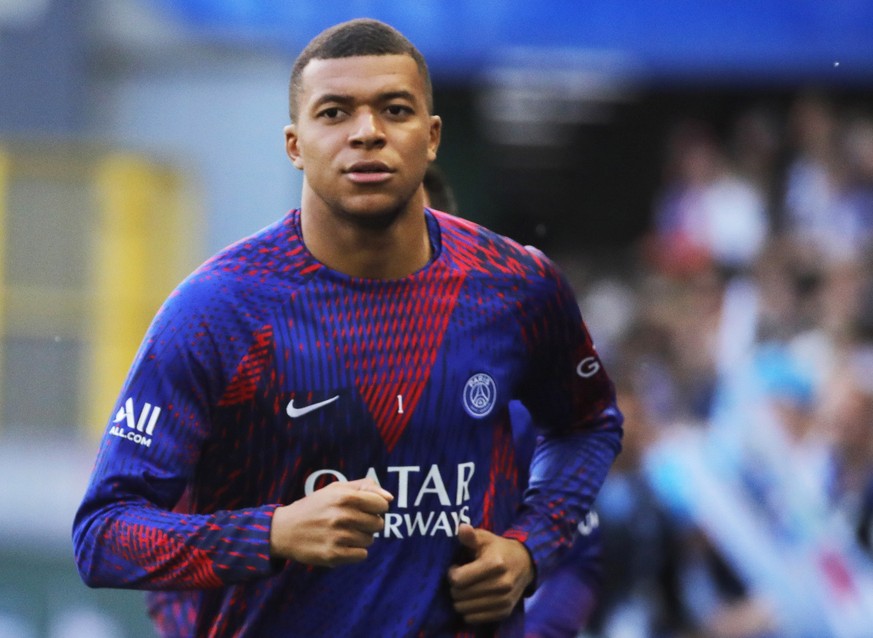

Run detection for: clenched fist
[[270, 478, 394, 567]]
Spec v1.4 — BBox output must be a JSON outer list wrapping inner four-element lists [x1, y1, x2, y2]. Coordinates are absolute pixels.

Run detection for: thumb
[[457, 523, 479, 551]]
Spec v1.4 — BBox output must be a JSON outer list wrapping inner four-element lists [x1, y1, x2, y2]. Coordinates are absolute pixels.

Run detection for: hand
[[447, 523, 535, 625], [269, 478, 393, 567]]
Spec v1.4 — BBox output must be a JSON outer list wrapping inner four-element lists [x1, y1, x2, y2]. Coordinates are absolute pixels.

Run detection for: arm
[[448, 257, 622, 624], [72, 289, 280, 589], [446, 420, 616, 626], [506, 254, 623, 583], [73, 274, 397, 591], [523, 516, 604, 638], [449, 415, 621, 625]]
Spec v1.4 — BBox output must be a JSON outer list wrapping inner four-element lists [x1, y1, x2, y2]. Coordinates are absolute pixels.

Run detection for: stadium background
[[1, 1, 873, 636]]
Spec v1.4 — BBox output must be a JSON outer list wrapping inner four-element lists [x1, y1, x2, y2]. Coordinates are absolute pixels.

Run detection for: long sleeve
[[524, 516, 603, 637], [72, 276, 282, 590], [505, 254, 623, 581]]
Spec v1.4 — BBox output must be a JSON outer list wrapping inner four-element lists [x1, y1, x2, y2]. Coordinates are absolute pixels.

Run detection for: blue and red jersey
[[73, 208, 623, 637], [511, 401, 604, 638]]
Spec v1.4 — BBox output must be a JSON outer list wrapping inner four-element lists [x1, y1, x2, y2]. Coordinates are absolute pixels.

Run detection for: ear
[[284, 124, 305, 170], [427, 115, 442, 162]]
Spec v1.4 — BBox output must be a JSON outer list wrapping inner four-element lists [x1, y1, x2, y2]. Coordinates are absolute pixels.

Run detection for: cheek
[[407, 135, 437, 164], [297, 131, 338, 163], [299, 142, 333, 173]]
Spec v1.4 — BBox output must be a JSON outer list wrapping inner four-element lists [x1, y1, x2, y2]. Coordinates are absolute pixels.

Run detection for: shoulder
[[433, 210, 560, 284], [176, 212, 314, 306], [148, 212, 314, 342], [196, 212, 311, 284]]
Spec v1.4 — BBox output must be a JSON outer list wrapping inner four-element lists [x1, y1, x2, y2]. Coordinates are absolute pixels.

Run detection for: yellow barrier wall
[[0, 145, 201, 438], [87, 153, 201, 437]]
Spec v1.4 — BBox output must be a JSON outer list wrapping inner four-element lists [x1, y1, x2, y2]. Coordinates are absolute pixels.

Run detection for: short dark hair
[[288, 18, 433, 122]]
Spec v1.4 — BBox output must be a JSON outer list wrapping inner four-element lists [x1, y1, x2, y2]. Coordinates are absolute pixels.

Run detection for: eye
[[318, 107, 345, 120], [386, 104, 413, 118]]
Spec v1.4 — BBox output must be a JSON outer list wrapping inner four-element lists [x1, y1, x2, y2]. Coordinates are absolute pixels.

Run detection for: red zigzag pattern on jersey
[[335, 269, 464, 453], [217, 325, 274, 406]]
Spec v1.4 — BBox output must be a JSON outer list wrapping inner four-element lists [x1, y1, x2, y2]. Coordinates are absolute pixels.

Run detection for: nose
[[349, 111, 386, 148]]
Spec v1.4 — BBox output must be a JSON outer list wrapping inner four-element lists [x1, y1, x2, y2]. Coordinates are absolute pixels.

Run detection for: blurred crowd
[[572, 91, 873, 638]]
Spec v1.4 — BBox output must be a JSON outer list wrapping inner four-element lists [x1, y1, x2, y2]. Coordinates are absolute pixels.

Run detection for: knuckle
[[323, 546, 342, 564], [325, 508, 351, 529]]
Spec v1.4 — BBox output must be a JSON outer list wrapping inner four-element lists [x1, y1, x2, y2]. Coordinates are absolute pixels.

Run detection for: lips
[[345, 161, 393, 184], [346, 160, 391, 173]]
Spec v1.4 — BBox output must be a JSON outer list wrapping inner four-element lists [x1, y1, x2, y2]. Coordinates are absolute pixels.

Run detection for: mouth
[[344, 161, 393, 184]]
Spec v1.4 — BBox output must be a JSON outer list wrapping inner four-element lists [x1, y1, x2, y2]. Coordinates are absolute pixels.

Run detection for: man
[[73, 18, 623, 637]]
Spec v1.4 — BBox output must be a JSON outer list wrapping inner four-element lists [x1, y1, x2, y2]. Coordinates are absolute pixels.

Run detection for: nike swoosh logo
[[286, 395, 339, 418]]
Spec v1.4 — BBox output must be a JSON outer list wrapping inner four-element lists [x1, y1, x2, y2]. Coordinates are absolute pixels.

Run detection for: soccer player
[[72, 18, 623, 637]]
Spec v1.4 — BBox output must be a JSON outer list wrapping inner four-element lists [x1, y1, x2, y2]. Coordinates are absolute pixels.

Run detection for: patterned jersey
[[72, 209, 623, 638], [511, 402, 604, 638]]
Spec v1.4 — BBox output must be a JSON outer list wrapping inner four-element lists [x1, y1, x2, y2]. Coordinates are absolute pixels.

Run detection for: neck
[[299, 191, 431, 279]]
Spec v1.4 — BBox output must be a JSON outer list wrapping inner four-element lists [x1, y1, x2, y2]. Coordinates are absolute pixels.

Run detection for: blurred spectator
[[729, 105, 785, 230], [421, 162, 459, 214], [588, 382, 690, 638], [831, 112, 873, 254], [780, 93, 847, 257], [817, 345, 873, 541], [645, 120, 769, 278], [604, 96, 873, 636]]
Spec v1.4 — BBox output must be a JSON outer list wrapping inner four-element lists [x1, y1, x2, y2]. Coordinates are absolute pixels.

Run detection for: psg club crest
[[463, 373, 497, 418]]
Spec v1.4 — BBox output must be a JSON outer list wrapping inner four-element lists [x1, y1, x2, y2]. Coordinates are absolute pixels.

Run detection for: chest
[[264, 278, 524, 451]]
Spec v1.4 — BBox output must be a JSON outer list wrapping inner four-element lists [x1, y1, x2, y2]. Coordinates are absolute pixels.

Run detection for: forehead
[[298, 54, 426, 106]]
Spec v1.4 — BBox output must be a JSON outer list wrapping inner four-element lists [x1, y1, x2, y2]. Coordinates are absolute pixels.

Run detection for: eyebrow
[[311, 90, 418, 110], [378, 90, 417, 104]]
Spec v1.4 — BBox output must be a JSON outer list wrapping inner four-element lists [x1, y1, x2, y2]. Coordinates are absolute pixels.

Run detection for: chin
[[337, 204, 405, 231]]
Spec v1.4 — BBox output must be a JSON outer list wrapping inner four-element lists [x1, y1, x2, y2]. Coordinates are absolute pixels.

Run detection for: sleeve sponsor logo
[[576, 356, 601, 378], [578, 510, 599, 536], [109, 398, 162, 447]]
